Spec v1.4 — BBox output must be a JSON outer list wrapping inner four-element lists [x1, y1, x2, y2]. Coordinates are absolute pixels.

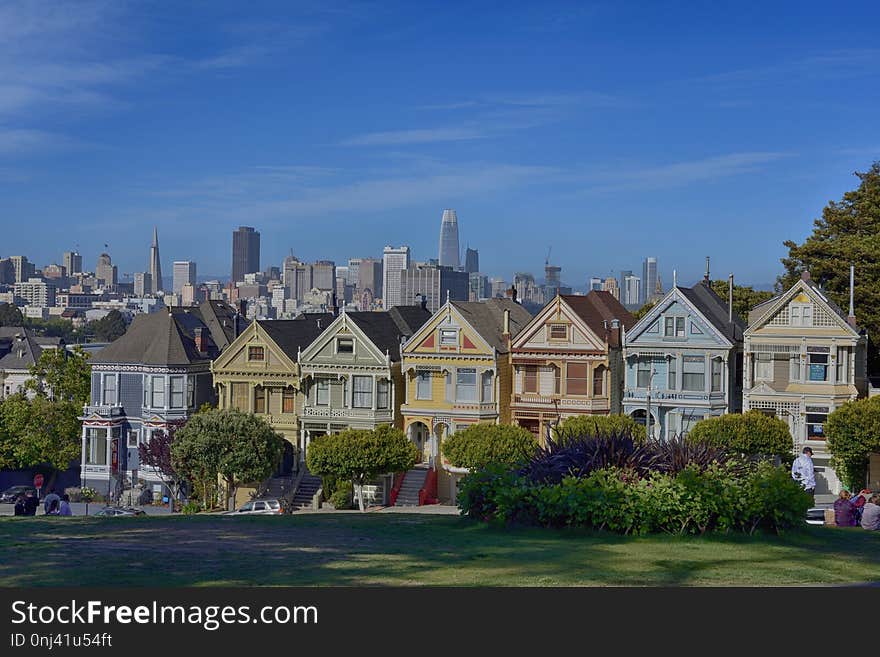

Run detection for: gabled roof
[[92, 311, 209, 366], [341, 306, 432, 361], [559, 292, 635, 348], [0, 327, 43, 370], [256, 314, 335, 360], [450, 298, 532, 353], [678, 281, 745, 342], [747, 276, 858, 332]]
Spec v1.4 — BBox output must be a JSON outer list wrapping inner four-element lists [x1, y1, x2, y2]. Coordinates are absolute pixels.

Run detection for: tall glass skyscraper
[[642, 257, 658, 304], [438, 209, 460, 269], [232, 226, 260, 283]]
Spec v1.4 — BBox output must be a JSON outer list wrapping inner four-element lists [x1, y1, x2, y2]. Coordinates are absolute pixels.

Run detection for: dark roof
[[91, 311, 209, 366], [450, 298, 532, 353], [344, 306, 431, 361], [257, 314, 335, 361], [678, 282, 745, 342], [194, 300, 239, 350], [560, 292, 635, 348], [0, 327, 43, 370]]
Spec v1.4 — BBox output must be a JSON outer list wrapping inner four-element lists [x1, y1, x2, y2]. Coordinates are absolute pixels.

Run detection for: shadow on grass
[[0, 514, 878, 587]]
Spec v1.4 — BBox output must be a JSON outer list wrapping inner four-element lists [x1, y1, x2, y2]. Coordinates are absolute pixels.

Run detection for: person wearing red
[[833, 490, 857, 527]]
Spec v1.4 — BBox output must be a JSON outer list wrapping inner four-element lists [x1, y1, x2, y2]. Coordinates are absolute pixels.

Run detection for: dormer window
[[248, 346, 264, 361], [665, 316, 685, 337], [791, 303, 812, 327], [336, 337, 354, 354], [548, 324, 568, 340]]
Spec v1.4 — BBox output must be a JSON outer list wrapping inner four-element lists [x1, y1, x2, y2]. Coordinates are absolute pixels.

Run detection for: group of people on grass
[[792, 445, 880, 531], [13, 488, 72, 517]]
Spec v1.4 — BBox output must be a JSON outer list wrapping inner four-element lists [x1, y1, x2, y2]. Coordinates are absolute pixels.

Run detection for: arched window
[[593, 365, 606, 397]]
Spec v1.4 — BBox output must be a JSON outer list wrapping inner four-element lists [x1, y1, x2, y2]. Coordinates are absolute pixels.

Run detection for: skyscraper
[[382, 245, 410, 308], [311, 260, 336, 291], [642, 257, 658, 304], [619, 269, 632, 299], [358, 258, 383, 297], [400, 264, 469, 313], [134, 272, 152, 297], [63, 251, 82, 276], [232, 226, 260, 283], [150, 227, 163, 294], [623, 275, 641, 307], [464, 247, 479, 274], [173, 261, 197, 294], [96, 253, 117, 287], [438, 209, 460, 269]]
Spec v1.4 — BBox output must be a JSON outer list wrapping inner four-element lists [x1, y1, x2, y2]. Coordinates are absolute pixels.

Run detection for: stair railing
[[388, 471, 406, 506], [418, 468, 438, 506]]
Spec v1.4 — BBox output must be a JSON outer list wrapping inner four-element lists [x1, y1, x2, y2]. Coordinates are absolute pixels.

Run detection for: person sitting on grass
[[59, 494, 73, 516], [14, 495, 26, 516], [861, 494, 880, 531], [833, 490, 857, 527]]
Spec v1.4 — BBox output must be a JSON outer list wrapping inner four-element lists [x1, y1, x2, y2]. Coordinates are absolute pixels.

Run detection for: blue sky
[[1, 1, 878, 289]]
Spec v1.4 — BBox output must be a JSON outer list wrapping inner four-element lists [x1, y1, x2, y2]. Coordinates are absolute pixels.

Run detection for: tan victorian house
[[743, 272, 868, 502], [511, 292, 634, 442], [211, 314, 332, 475]]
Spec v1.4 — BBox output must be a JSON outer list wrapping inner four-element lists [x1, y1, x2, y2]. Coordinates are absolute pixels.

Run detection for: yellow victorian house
[[211, 314, 332, 476], [400, 297, 531, 502]]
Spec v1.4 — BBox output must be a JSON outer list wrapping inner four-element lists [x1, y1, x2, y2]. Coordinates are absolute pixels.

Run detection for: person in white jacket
[[791, 447, 816, 502]]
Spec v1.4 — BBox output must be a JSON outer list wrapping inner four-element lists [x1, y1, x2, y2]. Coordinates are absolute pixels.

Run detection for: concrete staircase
[[394, 465, 429, 507], [290, 473, 322, 511]]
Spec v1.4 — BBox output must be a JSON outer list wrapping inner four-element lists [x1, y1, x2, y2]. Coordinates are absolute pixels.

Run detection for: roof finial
[[446, 289, 450, 304]]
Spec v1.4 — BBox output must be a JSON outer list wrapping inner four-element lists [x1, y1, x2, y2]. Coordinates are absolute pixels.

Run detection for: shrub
[[181, 500, 201, 515], [328, 480, 353, 510], [553, 414, 646, 443], [826, 397, 880, 490], [650, 434, 738, 475], [687, 411, 793, 460], [442, 424, 539, 470]]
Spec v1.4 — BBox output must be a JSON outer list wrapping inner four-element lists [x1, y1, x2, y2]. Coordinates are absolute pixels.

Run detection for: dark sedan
[[0, 485, 37, 503]]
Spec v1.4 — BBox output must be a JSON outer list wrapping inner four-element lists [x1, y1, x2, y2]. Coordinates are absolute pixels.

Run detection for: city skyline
[[1, 3, 878, 288]]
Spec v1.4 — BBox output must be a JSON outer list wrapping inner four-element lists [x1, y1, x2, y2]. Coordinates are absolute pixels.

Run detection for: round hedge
[[442, 424, 539, 470], [686, 410, 792, 459]]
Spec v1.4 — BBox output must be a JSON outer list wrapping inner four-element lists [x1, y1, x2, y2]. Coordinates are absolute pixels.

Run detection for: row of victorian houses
[[78, 267, 875, 506]]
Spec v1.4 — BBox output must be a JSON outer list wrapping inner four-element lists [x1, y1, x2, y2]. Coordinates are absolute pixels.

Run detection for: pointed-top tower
[[438, 209, 460, 269], [150, 226, 163, 294]]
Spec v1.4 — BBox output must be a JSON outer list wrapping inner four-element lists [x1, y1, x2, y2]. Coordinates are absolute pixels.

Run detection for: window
[[151, 376, 165, 408], [836, 347, 849, 383], [416, 372, 432, 400], [807, 348, 829, 382], [755, 353, 773, 380], [282, 387, 296, 413], [523, 366, 538, 394], [481, 371, 493, 402], [791, 304, 812, 327], [353, 376, 372, 408], [230, 382, 248, 411], [254, 386, 266, 413], [566, 362, 589, 395], [187, 377, 195, 408], [170, 376, 184, 408], [377, 379, 389, 409], [665, 316, 685, 337], [790, 356, 802, 383], [636, 359, 652, 389], [593, 365, 605, 397], [440, 329, 457, 346], [549, 324, 567, 340], [336, 338, 354, 354], [316, 379, 330, 405], [102, 374, 116, 405], [552, 365, 561, 394], [668, 356, 677, 390], [806, 410, 828, 439], [456, 368, 477, 402], [86, 427, 107, 464], [710, 358, 722, 392], [682, 356, 705, 391], [127, 430, 138, 448], [445, 372, 452, 401], [248, 346, 264, 361]]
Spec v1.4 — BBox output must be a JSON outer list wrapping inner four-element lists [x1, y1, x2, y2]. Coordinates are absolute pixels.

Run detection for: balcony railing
[[513, 395, 608, 410], [83, 404, 124, 418], [302, 406, 394, 421]]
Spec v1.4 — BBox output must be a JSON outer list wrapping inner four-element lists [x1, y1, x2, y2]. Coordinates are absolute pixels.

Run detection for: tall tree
[[0, 394, 81, 473], [708, 280, 775, 323], [306, 425, 417, 511], [25, 345, 91, 405], [781, 161, 880, 366], [171, 409, 283, 510], [0, 303, 23, 326]]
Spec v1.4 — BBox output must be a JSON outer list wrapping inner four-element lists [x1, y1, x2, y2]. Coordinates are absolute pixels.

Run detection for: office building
[[9, 256, 35, 284], [149, 227, 163, 294], [95, 253, 117, 287], [382, 245, 410, 308], [589, 277, 603, 292], [232, 226, 260, 283], [400, 264, 469, 313], [623, 275, 641, 307], [358, 258, 383, 297], [173, 261, 197, 295], [63, 251, 83, 276], [438, 209, 460, 269], [134, 272, 152, 298], [642, 257, 658, 304], [603, 276, 620, 300], [312, 260, 336, 292], [465, 247, 479, 274], [14, 278, 56, 307]]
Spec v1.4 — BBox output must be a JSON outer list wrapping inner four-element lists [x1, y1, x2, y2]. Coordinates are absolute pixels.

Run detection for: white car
[[226, 499, 284, 515]]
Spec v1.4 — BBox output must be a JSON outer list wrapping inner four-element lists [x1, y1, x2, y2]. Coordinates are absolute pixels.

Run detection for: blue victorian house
[[622, 276, 744, 439]]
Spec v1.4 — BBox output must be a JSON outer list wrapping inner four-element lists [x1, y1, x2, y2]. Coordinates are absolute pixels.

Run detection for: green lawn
[[1, 513, 879, 586]]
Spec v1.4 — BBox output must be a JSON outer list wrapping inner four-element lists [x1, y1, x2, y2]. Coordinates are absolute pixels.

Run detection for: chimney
[[194, 327, 207, 354], [848, 264, 857, 328], [507, 286, 518, 304], [704, 256, 710, 284], [801, 270, 811, 282], [728, 273, 734, 324], [503, 308, 510, 337]]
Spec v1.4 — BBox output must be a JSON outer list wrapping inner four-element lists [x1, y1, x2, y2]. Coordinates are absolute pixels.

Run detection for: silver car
[[226, 499, 284, 515]]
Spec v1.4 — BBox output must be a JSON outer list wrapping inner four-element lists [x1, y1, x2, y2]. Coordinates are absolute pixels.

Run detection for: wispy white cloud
[[340, 126, 486, 147], [698, 49, 880, 86], [0, 127, 76, 154]]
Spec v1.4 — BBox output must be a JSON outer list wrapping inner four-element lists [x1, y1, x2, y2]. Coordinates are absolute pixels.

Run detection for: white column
[[80, 426, 88, 487], [372, 374, 377, 411]]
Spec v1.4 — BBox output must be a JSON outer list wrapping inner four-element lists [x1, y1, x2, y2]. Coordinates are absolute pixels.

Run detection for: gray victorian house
[[79, 301, 238, 500]]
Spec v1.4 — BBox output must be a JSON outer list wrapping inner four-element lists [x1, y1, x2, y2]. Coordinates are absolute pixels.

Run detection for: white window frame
[[170, 376, 185, 409], [377, 379, 389, 409], [439, 329, 458, 347], [455, 368, 477, 402], [336, 337, 354, 355], [151, 375, 165, 408], [316, 378, 330, 406], [481, 371, 493, 402], [416, 372, 432, 400], [352, 375, 372, 409], [102, 374, 117, 406], [682, 355, 706, 392], [754, 353, 773, 381]]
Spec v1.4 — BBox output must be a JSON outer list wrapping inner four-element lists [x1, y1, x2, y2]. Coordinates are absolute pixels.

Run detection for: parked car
[[0, 485, 37, 503], [93, 506, 147, 517], [225, 498, 285, 515]]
